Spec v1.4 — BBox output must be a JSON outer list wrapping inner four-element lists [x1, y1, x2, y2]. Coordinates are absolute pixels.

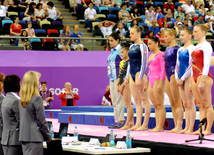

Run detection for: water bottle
[[74, 126, 78, 141], [109, 129, 115, 147], [126, 130, 132, 149], [50, 124, 54, 138]]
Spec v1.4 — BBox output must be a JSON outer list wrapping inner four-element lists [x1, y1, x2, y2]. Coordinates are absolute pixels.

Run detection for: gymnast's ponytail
[[121, 42, 130, 51]]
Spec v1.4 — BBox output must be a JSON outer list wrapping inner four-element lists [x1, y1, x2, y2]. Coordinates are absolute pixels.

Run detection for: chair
[[29, 38, 42, 50], [20, 12, 25, 20], [52, 21, 64, 31], [42, 39, 55, 50], [110, 7, 119, 13], [18, 20, 27, 29], [99, 6, 109, 14], [47, 29, 59, 37], [193, 17, 198, 22], [107, 14, 118, 23], [111, 10, 119, 17], [138, 23, 148, 27], [8, 12, 18, 20], [101, 10, 109, 16], [92, 22, 102, 37], [174, 2, 183, 8], [196, 9, 199, 14], [69, 0, 74, 12], [35, 29, 47, 37], [96, 14, 106, 21], [126, 8, 131, 12], [2, 20, 13, 35], [40, 21, 52, 32], [141, 15, 146, 23], [127, 23, 131, 29], [155, 2, 164, 7], [31, 20, 40, 29]]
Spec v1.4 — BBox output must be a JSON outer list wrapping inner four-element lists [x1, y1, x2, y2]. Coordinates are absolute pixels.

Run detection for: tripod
[[185, 126, 214, 144]]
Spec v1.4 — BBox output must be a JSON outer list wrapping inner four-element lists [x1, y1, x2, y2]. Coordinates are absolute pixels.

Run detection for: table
[[43, 141, 151, 154]]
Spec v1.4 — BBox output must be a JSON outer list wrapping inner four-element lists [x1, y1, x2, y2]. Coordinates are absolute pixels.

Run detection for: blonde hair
[[20, 71, 41, 108], [131, 26, 141, 33], [106, 85, 110, 90], [165, 28, 178, 38], [182, 28, 193, 35], [196, 23, 210, 33]]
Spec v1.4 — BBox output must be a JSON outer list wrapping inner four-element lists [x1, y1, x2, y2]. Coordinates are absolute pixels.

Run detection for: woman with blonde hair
[[190, 23, 213, 135], [164, 28, 183, 133], [19, 71, 52, 155]]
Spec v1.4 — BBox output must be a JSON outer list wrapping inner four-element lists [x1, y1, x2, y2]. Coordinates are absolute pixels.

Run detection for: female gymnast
[[116, 43, 134, 130], [164, 28, 183, 133], [124, 26, 151, 131], [145, 36, 166, 132], [175, 28, 196, 134], [191, 24, 213, 135]]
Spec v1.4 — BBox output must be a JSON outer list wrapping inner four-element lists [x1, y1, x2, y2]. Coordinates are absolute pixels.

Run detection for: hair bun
[[116, 30, 121, 35], [204, 23, 211, 31], [122, 42, 130, 47]]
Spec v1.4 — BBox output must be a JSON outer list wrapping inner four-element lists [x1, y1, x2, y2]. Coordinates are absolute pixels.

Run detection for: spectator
[[23, 2, 37, 21], [165, 9, 174, 25], [164, 0, 176, 14], [145, 5, 155, 26], [177, 22, 183, 36], [85, 2, 100, 31], [182, 0, 198, 17], [183, 19, 191, 28], [18, 30, 31, 50], [144, 30, 154, 44], [3, 0, 18, 12], [118, 3, 132, 24], [205, 0, 210, 9], [124, 0, 136, 8], [154, 6, 163, 21], [102, 85, 111, 106], [10, 16, 22, 36], [98, 20, 115, 51], [116, 22, 125, 38], [145, 0, 153, 10], [175, 16, 181, 26], [45, 1, 62, 22], [206, 9, 214, 20], [17, 0, 27, 12], [25, 22, 35, 37], [73, 0, 87, 20], [194, 13, 205, 25], [71, 25, 84, 51], [0, 0, 10, 29], [148, 20, 160, 35], [92, 0, 104, 10], [35, 3, 46, 24], [113, 0, 122, 8], [174, 5, 185, 21], [131, 7, 142, 22], [209, 5, 214, 15], [39, 81, 54, 109], [205, 16, 214, 33], [159, 29, 167, 46], [184, 13, 193, 26], [25, 0, 39, 5], [40, 0, 48, 8], [104, 0, 113, 9], [199, 4, 206, 15], [59, 82, 80, 107], [104, 87, 112, 105], [160, 21, 169, 31], [59, 26, 71, 51]]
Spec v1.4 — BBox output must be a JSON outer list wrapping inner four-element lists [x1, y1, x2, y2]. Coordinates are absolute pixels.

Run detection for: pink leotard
[[147, 52, 166, 88]]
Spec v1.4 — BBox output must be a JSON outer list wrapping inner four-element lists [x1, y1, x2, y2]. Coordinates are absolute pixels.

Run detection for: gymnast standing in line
[[145, 36, 166, 132], [175, 28, 196, 134], [190, 24, 213, 135], [164, 28, 183, 133], [116, 43, 134, 130], [124, 26, 151, 131]]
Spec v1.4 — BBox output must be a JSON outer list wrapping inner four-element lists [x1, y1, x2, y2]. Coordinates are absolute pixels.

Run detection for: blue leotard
[[125, 43, 148, 82], [164, 45, 180, 81]]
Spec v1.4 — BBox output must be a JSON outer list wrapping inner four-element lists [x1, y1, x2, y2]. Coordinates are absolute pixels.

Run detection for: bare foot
[[185, 129, 194, 134], [135, 126, 148, 131], [167, 127, 182, 133], [150, 127, 164, 132], [149, 126, 158, 132], [129, 125, 141, 131], [203, 130, 212, 135], [190, 130, 200, 135], [120, 125, 131, 130], [178, 128, 188, 134]]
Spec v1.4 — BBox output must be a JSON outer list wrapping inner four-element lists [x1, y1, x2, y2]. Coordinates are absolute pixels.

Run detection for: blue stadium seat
[[175, 2, 183, 8], [155, 2, 164, 7], [127, 23, 131, 29], [107, 14, 118, 22], [138, 23, 148, 27], [35, 29, 47, 37], [141, 15, 146, 23], [126, 8, 131, 12], [29, 38, 41, 44], [20, 12, 25, 20], [99, 7, 108, 13], [2, 20, 13, 28], [110, 7, 119, 13]]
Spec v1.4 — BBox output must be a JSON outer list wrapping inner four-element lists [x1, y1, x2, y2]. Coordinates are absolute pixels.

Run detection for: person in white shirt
[[35, 3, 46, 24], [116, 22, 125, 38], [98, 20, 116, 51], [85, 2, 101, 31], [0, 0, 10, 29], [145, 5, 155, 26], [205, 15, 214, 33], [44, 1, 62, 21], [182, 0, 198, 17]]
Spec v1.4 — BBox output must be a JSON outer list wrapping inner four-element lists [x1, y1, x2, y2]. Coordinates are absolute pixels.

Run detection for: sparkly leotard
[[164, 45, 180, 81], [125, 43, 148, 82], [118, 60, 129, 85], [191, 41, 213, 82], [175, 45, 195, 81], [147, 52, 166, 88]]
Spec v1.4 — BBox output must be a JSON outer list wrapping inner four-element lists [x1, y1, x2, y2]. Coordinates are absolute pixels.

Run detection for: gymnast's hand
[[176, 79, 183, 86], [143, 86, 148, 92], [136, 78, 142, 91], [198, 82, 205, 93], [116, 85, 119, 92], [124, 79, 129, 87]]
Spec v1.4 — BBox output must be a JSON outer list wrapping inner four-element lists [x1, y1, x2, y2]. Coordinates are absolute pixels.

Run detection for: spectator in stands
[[18, 30, 31, 50], [3, 0, 18, 12], [184, 13, 193, 26], [118, 3, 132, 24], [74, 0, 87, 9], [174, 5, 185, 22], [148, 20, 160, 35], [0, 0, 10, 29], [39, 81, 54, 109], [104, 0, 112, 9], [183, 19, 190, 28], [102, 85, 111, 106], [144, 30, 154, 44], [104, 86, 112, 105], [144, 5, 155, 26], [159, 29, 167, 47], [85, 2, 100, 31], [128, 19, 144, 31], [199, 4, 207, 15], [165, 9, 174, 25], [205, 16, 214, 33], [205, 0, 210, 9], [131, 7, 142, 22], [124, 0, 136, 8], [98, 20, 116, 51], [92, 0, 104, 10], [177, 22, 183, 36], [25, 22, 35, 37], [164, 0, 176, 14], [194, 13, 205, 25], [116, 22, 125, 38], [160, 21, 169, 31], [113, 0, 122, 8], [35, 3, 46, 24], [59, 26, 71, 51], [206, 9, 214, 20], [25, 0, 39, 5], [17, 0, 27, 13], [10, 16, 22, 36], [144, 0, 153, 10], [45, 1, 62, 22], [182, 0, 198, 17], [40, 0, 48, 9], [175, 16, 181, 26], [154, 6, 163, 21], [59, 82, 80, 106], [23, 2, 37, 21], [71, 25, 84, 51]]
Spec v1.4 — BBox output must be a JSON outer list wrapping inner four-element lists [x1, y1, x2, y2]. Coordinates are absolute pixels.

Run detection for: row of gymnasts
[[107, 23, 213, 135]]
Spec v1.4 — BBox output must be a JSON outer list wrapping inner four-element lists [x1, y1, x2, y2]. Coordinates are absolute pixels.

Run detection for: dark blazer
[[19, 96, 51, 142], [0, 93, 5, 139], [1, 93, 21, 146]]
